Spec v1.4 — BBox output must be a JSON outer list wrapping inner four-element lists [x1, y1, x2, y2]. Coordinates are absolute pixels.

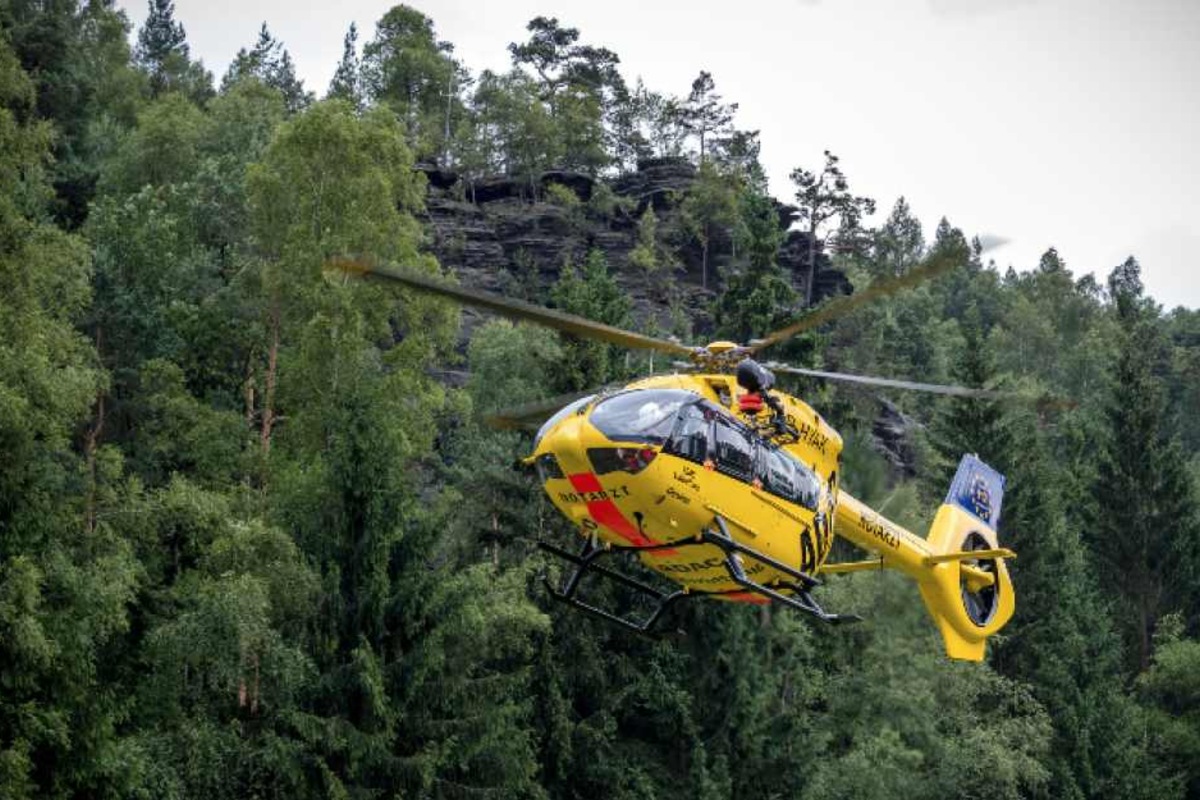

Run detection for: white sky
[[118, 0, 1200, 309]]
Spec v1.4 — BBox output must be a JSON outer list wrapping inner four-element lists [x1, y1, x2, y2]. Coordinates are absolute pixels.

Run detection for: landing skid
[[538, 514, 860, 635]]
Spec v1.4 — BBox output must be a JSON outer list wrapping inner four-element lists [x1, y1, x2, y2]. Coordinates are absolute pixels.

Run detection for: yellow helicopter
[[328, 253, 1019, 662]]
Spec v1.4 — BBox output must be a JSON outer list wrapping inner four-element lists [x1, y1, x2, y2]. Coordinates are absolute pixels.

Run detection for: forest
[[1, 1, 1199, 798]]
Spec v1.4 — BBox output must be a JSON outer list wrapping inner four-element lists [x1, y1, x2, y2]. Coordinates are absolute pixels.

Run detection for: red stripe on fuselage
[[567, 473, 675, 557], [725, 591, 771, 605]]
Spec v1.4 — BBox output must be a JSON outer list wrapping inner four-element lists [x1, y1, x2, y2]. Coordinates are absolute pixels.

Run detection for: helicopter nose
[[542, 412, 591, 477]]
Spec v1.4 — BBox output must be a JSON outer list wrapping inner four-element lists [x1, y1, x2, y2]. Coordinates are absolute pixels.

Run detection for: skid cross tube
[[702, 516, 861, 625], [538, 540, 692, 634], [537, 512, 861, 633], [537, 538, 769, 635]]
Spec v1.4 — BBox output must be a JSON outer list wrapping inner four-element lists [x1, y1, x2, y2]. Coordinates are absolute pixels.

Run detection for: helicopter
[[327, 251, 1021, 662]]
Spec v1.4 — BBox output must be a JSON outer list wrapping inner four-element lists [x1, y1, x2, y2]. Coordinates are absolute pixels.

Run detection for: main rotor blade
[[485, 389, 600, 431], [326, 257, 694, 357], [766, 363, 1012, 400], [749, 247, 972, 354]]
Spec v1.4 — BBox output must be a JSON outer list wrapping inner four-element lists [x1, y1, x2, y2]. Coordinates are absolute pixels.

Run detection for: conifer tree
[[1090, 257, 1200, 670], [224, 23, 313, 114], [362, 5, 463, 158], [327, 23, 362, 109], [872, 196, 925, 278], [135, 0, 187, 77], [681, 70, 736, 163], [790, 150, 875, 305], [134, 0, 211, 101], [713, 187, 794, 341], [931, 311, 1170, 799], [550, 248, 630, 391]]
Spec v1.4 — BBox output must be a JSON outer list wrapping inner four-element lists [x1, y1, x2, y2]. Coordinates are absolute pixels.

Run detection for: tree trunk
[[243, 356, 256, 428], [805, 224, 817, 306], [260, 304, 280, 459], [83, 330, 106, 536]]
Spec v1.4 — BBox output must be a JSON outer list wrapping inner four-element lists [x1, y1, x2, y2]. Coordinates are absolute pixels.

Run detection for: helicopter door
[[712, 416, 755, 482], [664, 402, 712, 464]]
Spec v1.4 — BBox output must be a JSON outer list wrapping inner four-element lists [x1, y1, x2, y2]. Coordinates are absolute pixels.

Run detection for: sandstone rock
[[871, 398, 922, 478], [414, 159, 852, 334]]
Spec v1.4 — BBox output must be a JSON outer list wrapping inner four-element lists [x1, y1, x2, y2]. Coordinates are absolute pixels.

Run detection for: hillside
[[1, 3, 1199, 799]]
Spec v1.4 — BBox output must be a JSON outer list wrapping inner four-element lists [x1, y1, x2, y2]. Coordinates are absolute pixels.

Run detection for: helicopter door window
[[664, 402, 711, 464], [756, 445, 821, 511], [712, 417, 755, 482]]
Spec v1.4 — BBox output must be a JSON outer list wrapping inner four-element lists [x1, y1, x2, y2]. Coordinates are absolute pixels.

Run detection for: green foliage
[[0, 35, 139, 797], [790, 150, 876, 304], [543, 180, 581, 211], [362, 5, 464, 159], [681, 70, 736, 162], [327, 23, 362, 109], [872, 196, 925, 278], [1089, 279, 1200, 670], [1139, 617, 1200, 798], [3, 6, 1200, 798], [223, 23, 313, 114], [550, 248, 630, 390], [629, 205, 678, 295], [507, 15, 621, 174], [133, 0, 213, 103], [680, 160, 740, 288], [713, 187, 795, 341]]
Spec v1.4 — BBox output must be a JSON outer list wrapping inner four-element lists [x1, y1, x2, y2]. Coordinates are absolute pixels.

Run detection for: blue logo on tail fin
[[946, 454, 1005, 528]]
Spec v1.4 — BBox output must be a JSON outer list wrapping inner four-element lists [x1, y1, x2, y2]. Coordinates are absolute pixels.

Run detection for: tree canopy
[[0, 4, 1197, 798]]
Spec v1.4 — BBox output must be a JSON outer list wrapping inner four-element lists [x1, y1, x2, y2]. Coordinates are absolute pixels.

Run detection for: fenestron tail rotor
[[325, 257, 694, 357]]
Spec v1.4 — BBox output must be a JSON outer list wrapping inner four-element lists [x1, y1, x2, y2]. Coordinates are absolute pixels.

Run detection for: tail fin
[[918, 455, 1016, 661]]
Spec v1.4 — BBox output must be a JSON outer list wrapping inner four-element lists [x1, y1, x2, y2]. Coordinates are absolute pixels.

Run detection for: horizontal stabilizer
[[923, 547, 1015, 565]]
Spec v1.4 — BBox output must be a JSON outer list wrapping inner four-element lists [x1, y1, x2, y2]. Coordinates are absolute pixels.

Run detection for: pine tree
[[550, 248, 630, 391], [224, 23, 313, 114], [1090, 257, 1200, 670], [931, 313, 1171, 799], [790, 150, 875, 305], [681, 70, 736, 163], [713, 186, 794, 341], [362, 5, 463, 158], [327, 23, 362, 109], [135, 0, 187, 76], [134, 0, 211, 100], [872, 196, 925, 278]]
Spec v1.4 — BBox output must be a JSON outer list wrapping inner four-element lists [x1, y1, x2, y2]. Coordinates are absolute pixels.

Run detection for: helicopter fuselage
[[531, 374, 844, 600]]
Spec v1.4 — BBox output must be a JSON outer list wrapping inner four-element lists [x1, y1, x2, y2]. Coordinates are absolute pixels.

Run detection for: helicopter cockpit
[[536, 388, 823, 513]]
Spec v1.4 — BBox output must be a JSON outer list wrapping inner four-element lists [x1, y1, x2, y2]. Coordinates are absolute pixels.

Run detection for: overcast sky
[[118, 0, 1200, 309]]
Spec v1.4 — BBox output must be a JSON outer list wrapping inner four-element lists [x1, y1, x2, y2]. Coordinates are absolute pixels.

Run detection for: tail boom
[[829, 455, 1015, 661]]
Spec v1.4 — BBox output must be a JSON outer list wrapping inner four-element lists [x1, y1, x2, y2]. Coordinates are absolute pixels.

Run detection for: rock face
[[417, 157, 852, 338], [418, 159, 919, 477], [872, 398, 922, 479]]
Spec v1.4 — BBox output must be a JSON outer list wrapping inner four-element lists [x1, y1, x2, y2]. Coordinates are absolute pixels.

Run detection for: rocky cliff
[[417, 157, 852, 339]]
